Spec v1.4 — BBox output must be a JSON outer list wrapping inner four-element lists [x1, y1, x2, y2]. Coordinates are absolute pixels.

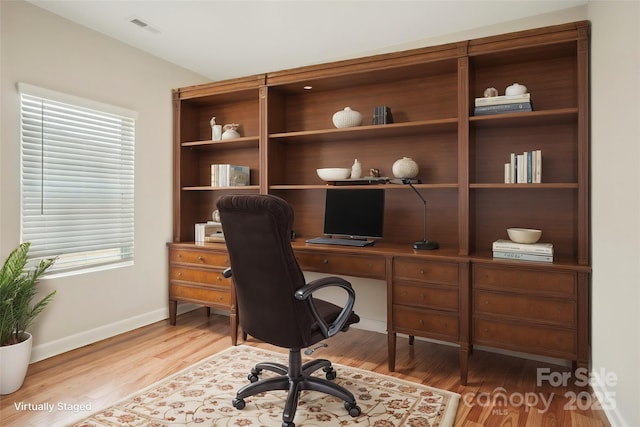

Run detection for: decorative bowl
[[317, 168, 351, 181], [507, 228, 542, 244], [332, 107, 362, 128]]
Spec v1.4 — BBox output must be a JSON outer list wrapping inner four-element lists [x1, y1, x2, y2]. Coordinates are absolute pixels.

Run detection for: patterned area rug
[[65, 345, 459, 426]]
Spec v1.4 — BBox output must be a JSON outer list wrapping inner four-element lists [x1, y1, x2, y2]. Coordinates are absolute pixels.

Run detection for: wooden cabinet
[[171, 21, 590, 382], [167, 243, 238, 345]]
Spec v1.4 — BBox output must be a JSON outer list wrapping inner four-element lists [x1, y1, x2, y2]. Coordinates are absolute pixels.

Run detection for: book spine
[[526, 151, 532, 183], [474, 102, 532, 115], [492, 242, 554, 255], [493, 251, 553, 263], [516, 154, 525, 183], [504, 163, 510, 184], [510, 153, 516, 184], [534, 150, 542, 183], [475, 93, 531, 106]]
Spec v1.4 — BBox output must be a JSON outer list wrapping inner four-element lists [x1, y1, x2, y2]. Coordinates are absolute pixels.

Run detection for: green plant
[[0, 242, 55, 346]]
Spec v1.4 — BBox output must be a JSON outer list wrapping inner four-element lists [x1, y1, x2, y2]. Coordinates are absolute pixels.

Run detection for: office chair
[[216, 194, 361, 427]]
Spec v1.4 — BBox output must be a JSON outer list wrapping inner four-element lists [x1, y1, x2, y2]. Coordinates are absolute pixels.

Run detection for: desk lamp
[[402, 178, 439, 250]]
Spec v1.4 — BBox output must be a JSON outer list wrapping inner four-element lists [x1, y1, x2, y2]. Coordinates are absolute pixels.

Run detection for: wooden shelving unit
[[169, 21, 591, 383]]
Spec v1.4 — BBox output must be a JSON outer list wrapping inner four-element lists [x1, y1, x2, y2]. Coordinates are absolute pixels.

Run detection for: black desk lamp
[[402, 178, 439, 250]]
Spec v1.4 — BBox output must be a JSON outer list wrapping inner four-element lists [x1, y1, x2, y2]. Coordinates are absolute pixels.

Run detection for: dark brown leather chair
[[216, 194, 361, 427]]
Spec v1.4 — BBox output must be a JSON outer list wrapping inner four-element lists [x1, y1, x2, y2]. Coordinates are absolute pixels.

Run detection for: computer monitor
[[323, 188, 385, 240]]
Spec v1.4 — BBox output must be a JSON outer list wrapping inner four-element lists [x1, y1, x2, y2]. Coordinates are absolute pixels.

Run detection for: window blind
[[19, 83, 136, 273]]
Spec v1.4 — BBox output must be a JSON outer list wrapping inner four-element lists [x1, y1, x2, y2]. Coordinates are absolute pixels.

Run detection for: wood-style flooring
[[0, 309, 611, 426]]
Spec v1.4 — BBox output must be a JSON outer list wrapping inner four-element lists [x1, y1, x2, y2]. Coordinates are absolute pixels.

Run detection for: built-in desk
[[168, 241, 590, 386]]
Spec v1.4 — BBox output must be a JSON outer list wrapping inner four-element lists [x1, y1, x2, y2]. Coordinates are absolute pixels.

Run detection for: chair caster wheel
[[232, 398, 246, 410], [248, 367, 261, 382], [344, 401, 361, 417], [282, 422, 294, 427], [323, 366, 336, 380]]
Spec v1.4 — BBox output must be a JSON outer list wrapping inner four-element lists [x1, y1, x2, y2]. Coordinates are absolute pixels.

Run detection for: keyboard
[[305, 237, 375, 247]]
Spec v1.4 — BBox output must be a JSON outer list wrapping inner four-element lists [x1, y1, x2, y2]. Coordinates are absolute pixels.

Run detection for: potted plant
[[0, 242, 55, 394]]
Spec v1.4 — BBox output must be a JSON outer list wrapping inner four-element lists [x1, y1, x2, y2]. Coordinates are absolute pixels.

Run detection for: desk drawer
[[169, 248, 230, 268], [393, 306, 458, 341], [474, 290, 575, 326], [393, 258, 459, 285], [169, 266, 230, 287], [296, 251, 385, 279], [473, 264, 576, 296], [169, 283, 230, 307], [393, 283, 458, 311], [473, 318, 576, 358]]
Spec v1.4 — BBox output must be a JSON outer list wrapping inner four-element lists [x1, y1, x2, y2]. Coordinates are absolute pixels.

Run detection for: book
[[493, 250, 553, 263], [475, 93, 531, 106], [492, 239, 554, 255], [372, 106, 393, 125], [474, 102, 532, 115], [506, 150, 541, 184], [211, 164, 250, 187]]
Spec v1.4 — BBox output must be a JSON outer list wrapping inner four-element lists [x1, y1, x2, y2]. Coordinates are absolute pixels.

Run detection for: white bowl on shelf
[[507, 228, 542, 244], [316, 168, 351, 181]]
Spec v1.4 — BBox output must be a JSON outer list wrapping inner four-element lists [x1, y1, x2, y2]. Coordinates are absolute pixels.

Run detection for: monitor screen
[[323, 189, 385, 239]]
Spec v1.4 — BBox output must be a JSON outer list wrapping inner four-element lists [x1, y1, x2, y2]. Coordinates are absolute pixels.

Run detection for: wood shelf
[[469, 183, 578, 189], [182, 185, 260, 191], [181, 136, 259, 150], [269, 118, 458, 143]]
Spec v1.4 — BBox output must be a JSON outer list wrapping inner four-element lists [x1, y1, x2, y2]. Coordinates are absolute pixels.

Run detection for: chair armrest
[[294, 276, 355, 338]]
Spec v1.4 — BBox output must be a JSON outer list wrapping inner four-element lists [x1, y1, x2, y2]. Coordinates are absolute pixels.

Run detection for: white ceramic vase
[[392, 157, 419, 178], [0, 332, 32, 395], [332, 107, 362, 128]]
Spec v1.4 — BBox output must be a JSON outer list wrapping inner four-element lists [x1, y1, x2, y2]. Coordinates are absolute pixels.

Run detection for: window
[[19, 83, 136, 273]]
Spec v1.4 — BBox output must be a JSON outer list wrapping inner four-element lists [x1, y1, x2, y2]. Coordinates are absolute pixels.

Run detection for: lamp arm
[[404, 180, 427, 242]]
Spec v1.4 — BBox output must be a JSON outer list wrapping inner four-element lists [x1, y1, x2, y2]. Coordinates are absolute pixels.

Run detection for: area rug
[[64, 345, 459, 427]]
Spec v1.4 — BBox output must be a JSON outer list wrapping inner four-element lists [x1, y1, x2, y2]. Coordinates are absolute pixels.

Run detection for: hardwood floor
[[0, 309, 611, 427]]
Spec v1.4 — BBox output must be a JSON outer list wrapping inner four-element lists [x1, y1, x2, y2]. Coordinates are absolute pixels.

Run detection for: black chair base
[[232, 348, 361, 427]]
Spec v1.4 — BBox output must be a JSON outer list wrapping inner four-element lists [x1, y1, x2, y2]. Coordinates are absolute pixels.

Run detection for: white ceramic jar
[[332, 107, 362, 128], [392, 157, 419, 178]]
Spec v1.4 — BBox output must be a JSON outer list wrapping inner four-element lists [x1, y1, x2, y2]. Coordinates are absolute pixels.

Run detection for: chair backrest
[[216, 194, 315, 349]]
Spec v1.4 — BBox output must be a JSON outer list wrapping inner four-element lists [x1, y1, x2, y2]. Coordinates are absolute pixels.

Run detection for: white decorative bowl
[[317, 168, 351, 181], [332, 107, 362, 128], [507, 228, 542, 244]]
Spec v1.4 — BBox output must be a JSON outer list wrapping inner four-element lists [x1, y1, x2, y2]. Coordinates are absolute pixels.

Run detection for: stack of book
[[492, 239, 553, 263], [195, 221, 224, 242], [372, 106, 393, 124], [211, 164, 250, 187], [504, 150, 542, 183], [474, 93, 532, 116]]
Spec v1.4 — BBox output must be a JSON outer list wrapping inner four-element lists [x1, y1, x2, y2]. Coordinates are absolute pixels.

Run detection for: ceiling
[[27, 0, 587, 81]]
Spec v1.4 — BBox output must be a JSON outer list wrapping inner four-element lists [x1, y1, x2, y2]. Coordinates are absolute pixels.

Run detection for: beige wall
[[0, 0, 210, 359], [1, 1, 638, 426]]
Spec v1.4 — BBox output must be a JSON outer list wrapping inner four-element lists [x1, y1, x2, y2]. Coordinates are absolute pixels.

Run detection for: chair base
[[232, 348, 361, 427]]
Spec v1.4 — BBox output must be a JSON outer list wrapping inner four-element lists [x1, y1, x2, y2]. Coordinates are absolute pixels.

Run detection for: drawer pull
[[323, 259, 329, 264], [420, 269, 425, 275], [419, 319, 424, 325], [198, 256, 204, 262], [177, 272, 182, 277]]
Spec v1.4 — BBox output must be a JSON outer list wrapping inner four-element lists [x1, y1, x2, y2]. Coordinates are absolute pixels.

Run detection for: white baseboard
[[30, 304, 197, 363], [591, 381, 628, 427]]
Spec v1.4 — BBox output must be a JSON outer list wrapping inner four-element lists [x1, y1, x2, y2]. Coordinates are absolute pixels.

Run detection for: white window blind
[[19, 83, 136, 273]]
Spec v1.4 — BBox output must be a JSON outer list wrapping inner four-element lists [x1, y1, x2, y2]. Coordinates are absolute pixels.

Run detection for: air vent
[[129, 16, 161, 34]]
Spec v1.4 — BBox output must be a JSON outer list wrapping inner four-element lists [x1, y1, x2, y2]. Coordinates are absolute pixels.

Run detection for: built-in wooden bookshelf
[[170, 21, 591, 383]]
